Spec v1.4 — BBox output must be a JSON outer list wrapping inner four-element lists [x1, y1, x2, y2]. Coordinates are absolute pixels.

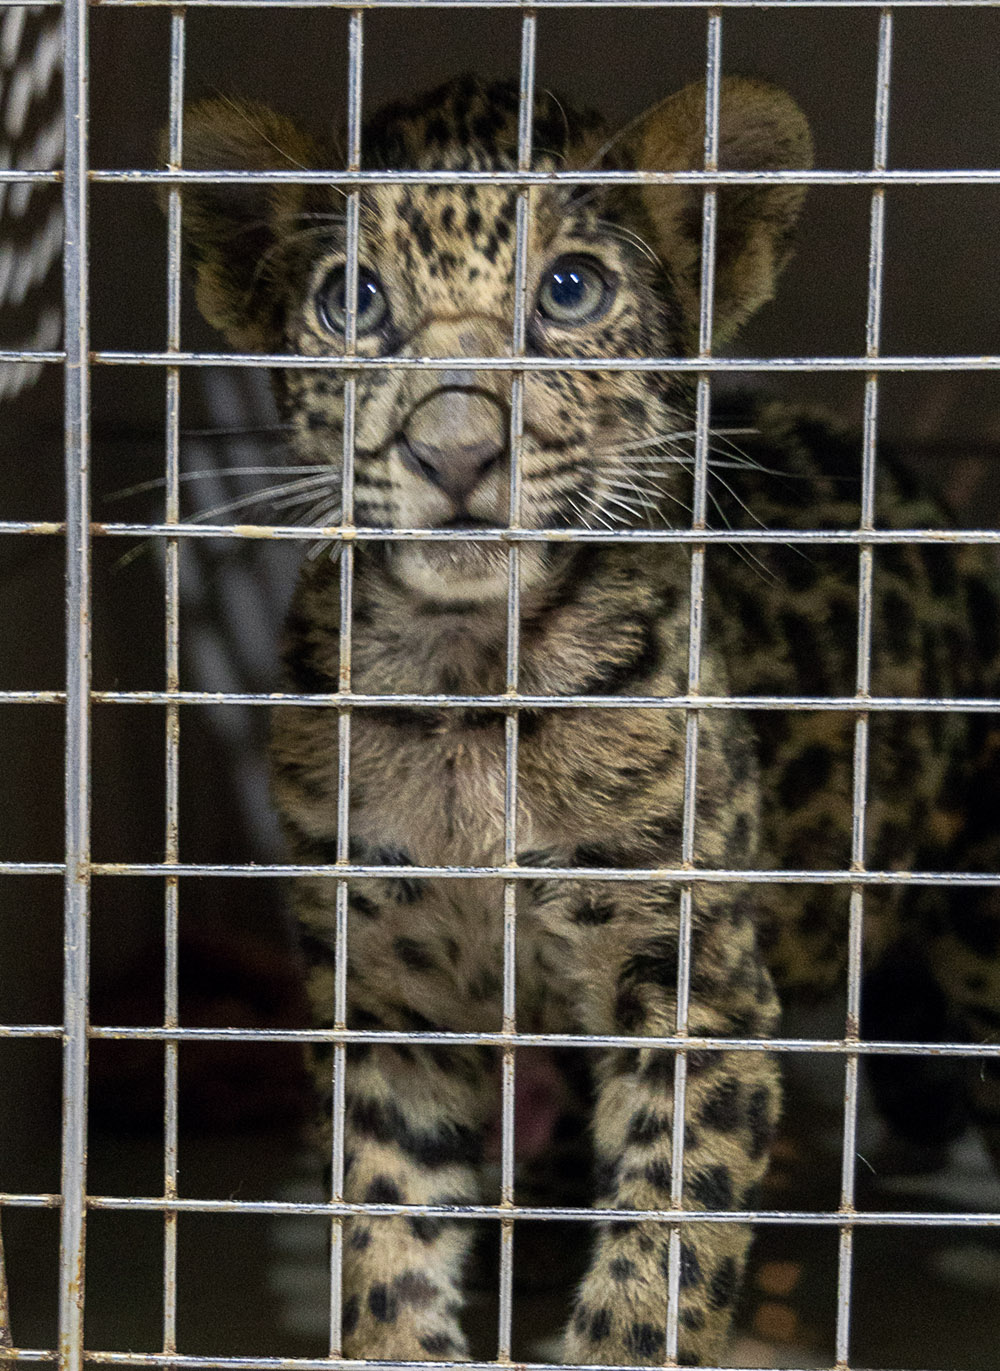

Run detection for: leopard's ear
[[621, 78, 812, 346], [162, 100, 321, 350]]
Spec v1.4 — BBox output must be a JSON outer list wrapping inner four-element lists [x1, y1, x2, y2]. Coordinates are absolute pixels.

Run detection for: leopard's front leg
[[311, 1039, 493, 1360], [298, 870, 496, 1362], [562, 889, 781, 1367]]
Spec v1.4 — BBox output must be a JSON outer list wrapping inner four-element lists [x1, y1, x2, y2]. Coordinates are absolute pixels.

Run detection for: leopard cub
[[173, 74, 1000, 1365]]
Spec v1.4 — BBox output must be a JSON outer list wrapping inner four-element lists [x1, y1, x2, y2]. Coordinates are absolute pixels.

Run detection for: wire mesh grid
[[2, 2, 1000, 1371]]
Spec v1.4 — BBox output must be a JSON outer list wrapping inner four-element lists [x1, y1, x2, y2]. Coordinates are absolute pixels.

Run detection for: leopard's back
[[705, 401, 1000, 1037]]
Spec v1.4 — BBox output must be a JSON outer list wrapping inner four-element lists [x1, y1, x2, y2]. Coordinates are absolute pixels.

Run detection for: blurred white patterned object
[[0, 5, 63, 403]]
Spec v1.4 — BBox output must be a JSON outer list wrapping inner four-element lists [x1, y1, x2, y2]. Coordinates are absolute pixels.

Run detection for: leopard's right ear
[[161, 100, 321, 350]]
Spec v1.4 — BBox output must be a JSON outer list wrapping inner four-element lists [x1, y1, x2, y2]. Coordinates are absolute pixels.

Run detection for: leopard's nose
[[401, 388, 506, 505], [401, 434, 504, 504]]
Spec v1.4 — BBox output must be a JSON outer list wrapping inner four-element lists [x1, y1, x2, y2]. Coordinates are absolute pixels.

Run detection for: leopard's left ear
[[160, 99, 322, 350], [620, 78, 812, 346]]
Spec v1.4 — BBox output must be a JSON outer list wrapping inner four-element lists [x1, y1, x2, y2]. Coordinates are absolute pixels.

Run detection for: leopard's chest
[[349, 710, 529, 866]]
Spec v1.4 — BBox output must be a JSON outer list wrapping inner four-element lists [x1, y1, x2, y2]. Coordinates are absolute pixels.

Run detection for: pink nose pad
[[400, 435, 505, 505], [402, 384, 507, 506]]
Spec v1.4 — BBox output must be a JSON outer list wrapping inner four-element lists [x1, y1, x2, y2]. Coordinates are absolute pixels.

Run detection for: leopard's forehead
[[368, 182, 522, 291], [361, 74, 604, 175], [339, 79, 610, 317]]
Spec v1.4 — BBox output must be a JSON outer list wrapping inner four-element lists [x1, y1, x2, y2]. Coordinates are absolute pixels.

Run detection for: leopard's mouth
[[436, 515, 503, 531]]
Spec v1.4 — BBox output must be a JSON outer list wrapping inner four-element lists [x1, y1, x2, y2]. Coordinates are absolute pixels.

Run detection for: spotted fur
[[171, 75, 1000, 1364]]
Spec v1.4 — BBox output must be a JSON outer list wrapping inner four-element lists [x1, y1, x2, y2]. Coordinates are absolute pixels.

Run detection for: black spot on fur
[[348, 1225, 371, 1251], [368, 1282, 397, 1324], [573, 842, 625, 867], [419, 1333, 458, 1356], [467, 968, 501, 1001], [589, 1307, 612, 1342], [342, 1293, 360, 1336], [408, 1215, 444, 1243], [372, 846, 426, 902], [573, 897, 617, 925], [578, 617, 660, 695], [700, 1078, 743, 1133], [625, 1108, 671, 1145], [350, 1097, 481, 1168], [679, 1240, 703, 1288], [614, 983, 643, 1032], [640, 1052, 676, 1089], [609, 1256, 636, 1283], [778, 742, 834, 808], [393, 936, 438, 972], [620, 935, 680, 992], [644, 1158, 672, 1191], [627, 1322, 662, 1358], [708, 1255, 738, 1310], [350, 892, 381, 920], [364, 1176, 402, 1204], [690, 1164, 733, 1210], [393, 1271, 438, 1307], [746, 1085, 774, 1159]]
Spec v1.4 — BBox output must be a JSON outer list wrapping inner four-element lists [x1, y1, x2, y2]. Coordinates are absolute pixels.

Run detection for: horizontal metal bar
[[0, 1192, 996, 1229], [15, 165, 1000, 193], [3, 350, 1000, 374], [0, 864, 64, 875], [0, 171, 61, 184], [87, 349, 1000, 372], [0, 354, 65, 366], [73, 1201, 1000, 1228], [88, 167, 1000, 187], [3, 689, 1000, 712], [0, 0, 995, 7], [3, 859, 1000, 886], [0, 1356, 972, 1371], [76, 0, 1000, 9], [3, 1024, 999, 1059], [0, 522, 65, 535], [7, 521, 1000, 548]]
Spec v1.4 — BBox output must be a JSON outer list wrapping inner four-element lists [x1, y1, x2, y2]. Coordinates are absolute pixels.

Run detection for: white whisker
[[106, 464, 332, 504], [192, 475, 338, 524]]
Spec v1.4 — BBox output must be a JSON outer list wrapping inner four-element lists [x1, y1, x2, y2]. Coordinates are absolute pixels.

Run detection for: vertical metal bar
[[0, 1222, 12, 1363], [835, 12, 892, 1368], [665, 15, 721, 1364], [163, 11, 186, 1359], [329, 12, 363, 1357], [497, 14, 536, 1361], [59, 0, 91, 1365]]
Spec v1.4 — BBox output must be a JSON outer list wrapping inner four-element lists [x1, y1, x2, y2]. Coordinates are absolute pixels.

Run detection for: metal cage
[[2, 3, 1000, 1370]]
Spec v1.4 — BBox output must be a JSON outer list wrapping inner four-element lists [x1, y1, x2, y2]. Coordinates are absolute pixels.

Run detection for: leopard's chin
[[390, 542, 554, 604]]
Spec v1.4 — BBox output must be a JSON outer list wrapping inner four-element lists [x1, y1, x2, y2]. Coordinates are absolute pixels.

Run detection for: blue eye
[[317, 265, 388, 335], [537, 255, 611, 324]]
